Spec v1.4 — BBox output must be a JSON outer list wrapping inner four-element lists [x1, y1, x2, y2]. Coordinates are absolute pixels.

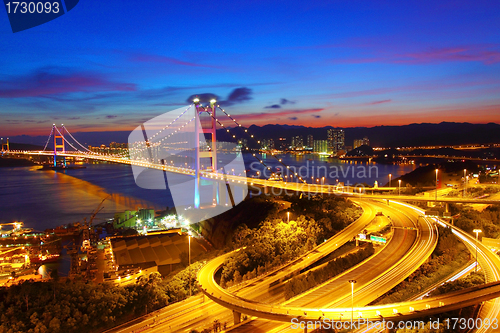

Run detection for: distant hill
[[8, 142, 44, 151], [216, 122, 500, 148], [5, 122, 500, 148]]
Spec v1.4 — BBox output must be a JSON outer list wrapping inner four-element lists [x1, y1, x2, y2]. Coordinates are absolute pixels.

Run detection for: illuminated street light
[[398, 179, 401, 196], [188, 230, 192, 296], [388, 174, 392, 188], [435, 169, 439, 201], [348, 280, 356, 324], [473, 229, 482, 273], [463, 169, 467, 197], [287, 212, 290, 223]]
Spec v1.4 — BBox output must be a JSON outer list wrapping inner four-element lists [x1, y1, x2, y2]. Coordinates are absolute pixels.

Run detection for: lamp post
[[188, 231, 192, 296], [398, 179, 401, 196], [348, 280, 356, 325], [287, 212, 290, 223], [435, 169, 439, 201], [473, 229, 482, 273], [388, 174, 392, 188], [463, 169, 467, 197]]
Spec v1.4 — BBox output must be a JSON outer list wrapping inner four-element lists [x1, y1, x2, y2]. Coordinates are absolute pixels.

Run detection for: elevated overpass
[[197, 250, 500, 327]]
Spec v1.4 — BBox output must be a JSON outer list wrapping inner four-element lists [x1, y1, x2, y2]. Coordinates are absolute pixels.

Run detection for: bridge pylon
[[193, 98, 219, 209], [53, 124, 66, 166], [1, 137, 9, 152]]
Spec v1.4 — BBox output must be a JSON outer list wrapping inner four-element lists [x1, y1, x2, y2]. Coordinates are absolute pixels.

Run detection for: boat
[[30, 253, 60, 264]]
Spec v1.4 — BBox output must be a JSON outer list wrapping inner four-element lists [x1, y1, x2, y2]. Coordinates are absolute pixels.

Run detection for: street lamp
[[348, 280, 356, 324], [473, 229, 482, 273], [435, 169, 439, 201], [463, 169, 467, 197], [287, 212, 290, 223], [188, 231, 192, 296], [388, 174, 392, 188], [398, 179, 401, 196]]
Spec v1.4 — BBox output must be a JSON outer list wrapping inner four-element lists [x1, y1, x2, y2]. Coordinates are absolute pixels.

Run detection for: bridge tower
[[1, 138, 9, 152], [53, 124, 66, 167], [193, 98, 218, 209]]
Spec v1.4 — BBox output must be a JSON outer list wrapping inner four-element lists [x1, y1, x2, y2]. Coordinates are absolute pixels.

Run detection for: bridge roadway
[[223, 200, 437, 332], [14, 151, 500, 205]]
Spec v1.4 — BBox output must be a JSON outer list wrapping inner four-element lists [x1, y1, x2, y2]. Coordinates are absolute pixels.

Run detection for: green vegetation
[[0, 265, 205, 333], [454, 205, 500, 238], [284, 243, 374, 300], [374, 226, 470, 304], [430, 271, 485, 296], [447, 185, 500, 198], [220, 196, 361, 287]]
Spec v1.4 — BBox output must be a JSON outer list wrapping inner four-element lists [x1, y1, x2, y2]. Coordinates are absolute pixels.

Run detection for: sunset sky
[[1, 0, 500, 136]]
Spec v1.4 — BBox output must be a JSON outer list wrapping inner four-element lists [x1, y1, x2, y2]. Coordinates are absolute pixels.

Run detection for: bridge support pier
[[233, 310, 241, 325], [445, 203, 449, 213], [218, 181, 227, 206]]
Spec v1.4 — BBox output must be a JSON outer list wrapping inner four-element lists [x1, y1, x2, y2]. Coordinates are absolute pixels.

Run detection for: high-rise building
[[307, 135, 314, 149], [291, 135, 303, 150], [353, 137, 370, 149], [277, 137, 287, 150], [313, 140, 328, 153], [327, 129, 334, 153], [327, 129, 345, 153], [260, 138, 274, 150]]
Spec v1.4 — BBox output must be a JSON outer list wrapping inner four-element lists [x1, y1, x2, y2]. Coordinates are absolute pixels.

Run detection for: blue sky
[[1, 0, 500, 136]]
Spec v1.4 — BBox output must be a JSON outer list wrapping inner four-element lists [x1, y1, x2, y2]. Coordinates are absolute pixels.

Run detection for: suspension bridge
[[6, 98, 500, 210]]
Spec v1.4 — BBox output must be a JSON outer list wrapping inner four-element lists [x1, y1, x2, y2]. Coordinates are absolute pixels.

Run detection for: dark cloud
[[366, 99, 392, 105], [106, 115, 118, 119], [0, 68, 136, 98], [264, 104, 281, 109], [220, 87, 253, 107], [312, 115, 321, 118], [289, 117, 298, 121], [280, 98, 295, 105]]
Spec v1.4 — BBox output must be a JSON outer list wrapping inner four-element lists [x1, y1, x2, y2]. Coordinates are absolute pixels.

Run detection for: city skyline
[[1, 1, 500, 136]]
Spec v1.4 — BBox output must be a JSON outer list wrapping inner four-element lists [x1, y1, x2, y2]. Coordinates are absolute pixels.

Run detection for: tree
[[48, 317, 61, 333]]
